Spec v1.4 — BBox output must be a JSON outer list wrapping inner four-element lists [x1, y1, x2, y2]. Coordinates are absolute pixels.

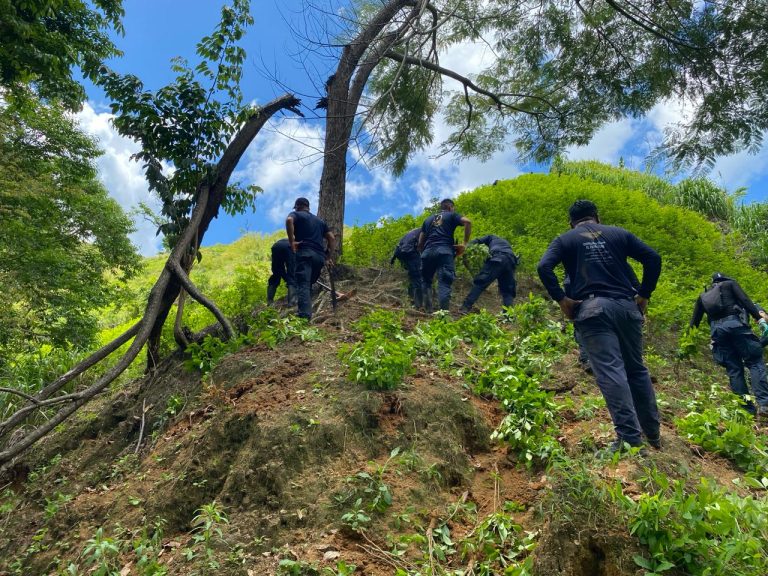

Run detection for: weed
[[44, 492, 73, 520], [337, 448, 400, 532], [183, 500, 229, 571], [82, 527, 122, 576], [616, 469, 768, 576], [278, 558, 320, 575]]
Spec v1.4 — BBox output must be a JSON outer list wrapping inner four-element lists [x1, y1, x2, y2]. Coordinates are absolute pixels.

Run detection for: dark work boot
[[266, 284, 277, 305]]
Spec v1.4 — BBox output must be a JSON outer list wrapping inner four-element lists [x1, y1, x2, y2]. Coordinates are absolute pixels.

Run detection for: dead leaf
[[323, 551, 341, 562]]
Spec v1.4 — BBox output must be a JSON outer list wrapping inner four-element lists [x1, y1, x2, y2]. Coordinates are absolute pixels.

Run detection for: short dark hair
[[568, 200, 598, 223], [294, 197, 310, 209], [440, 198, 455, 210]]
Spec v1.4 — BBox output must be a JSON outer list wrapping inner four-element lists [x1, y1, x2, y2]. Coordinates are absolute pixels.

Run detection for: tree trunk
[[316, 0, 422, 257]]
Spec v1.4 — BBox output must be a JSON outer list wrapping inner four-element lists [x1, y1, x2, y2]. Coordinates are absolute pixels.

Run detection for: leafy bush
[[675, 387, 768, 481], [618, 472, 768, 576], [342, 338, 415, 390]]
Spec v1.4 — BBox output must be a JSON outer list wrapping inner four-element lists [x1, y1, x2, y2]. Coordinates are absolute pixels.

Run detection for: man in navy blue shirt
[[391, 228, 424, 308], [460, 235, 518, 314], [267, 238, 296, 306], [418, 199, 472, 312], [537, 200, 662, 455], [286, 197, 336, 320]]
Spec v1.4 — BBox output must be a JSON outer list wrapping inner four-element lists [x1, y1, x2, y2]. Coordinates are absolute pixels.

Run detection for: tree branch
[[167, 259, 235, 340]]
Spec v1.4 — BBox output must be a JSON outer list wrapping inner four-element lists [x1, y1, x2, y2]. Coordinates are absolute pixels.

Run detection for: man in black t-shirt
[[418, 199, 471, 312], [391, 228, 424, 308], [267, 238, 296, 306], [690, 273, 768, 420], [459, 235, 518, 313], [286, 197, 335, 320], [538, 200, 663, 455]]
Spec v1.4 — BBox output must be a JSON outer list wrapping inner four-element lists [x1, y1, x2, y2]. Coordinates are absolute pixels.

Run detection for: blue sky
[[78, 0, 768, 255]]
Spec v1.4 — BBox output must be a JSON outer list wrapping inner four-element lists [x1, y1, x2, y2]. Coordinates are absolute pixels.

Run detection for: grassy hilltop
[[2, 162, 768, 575]]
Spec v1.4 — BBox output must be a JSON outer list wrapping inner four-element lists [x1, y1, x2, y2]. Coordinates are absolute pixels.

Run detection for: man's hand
[[558, 296, 581, 320], [454, 244, 466, 257], [290, 240, 300, 253], [326, 254, 334, 267], [635, 295, 649, 315]]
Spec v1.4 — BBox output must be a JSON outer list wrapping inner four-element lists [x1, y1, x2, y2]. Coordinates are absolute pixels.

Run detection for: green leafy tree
[[0, 94, 140, 365], [0, 0, 300, 469], [0, 0, 124, 109], [309, 0, 768, 250]]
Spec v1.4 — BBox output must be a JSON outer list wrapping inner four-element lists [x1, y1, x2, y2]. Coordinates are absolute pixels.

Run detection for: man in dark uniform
[[418, 199, 471, 312], [690, 273, 768, 421], [391, 228, 424, 308], [267, 238, 296, 306], [459, 235, 518, 314], [286, 197, 335, 320], [537, 200, 663, 454]]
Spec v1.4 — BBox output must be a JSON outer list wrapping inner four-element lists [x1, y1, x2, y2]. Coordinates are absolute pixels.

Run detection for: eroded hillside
[[2, 265, 767, 576]]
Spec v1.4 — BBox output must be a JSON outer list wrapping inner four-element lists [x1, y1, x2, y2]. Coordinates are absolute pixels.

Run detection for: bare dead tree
[[0, 94, 302, 470]]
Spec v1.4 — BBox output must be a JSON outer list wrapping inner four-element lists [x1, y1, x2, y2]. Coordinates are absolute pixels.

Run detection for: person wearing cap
[[390, 228, 424, 308], [417, 198, 472, 312], [459, 235, 518, 315], [690, 273, 768, 421], [286, 197, 335, 320], [267, 238, 297, 306], [537, 200, 663, 456]]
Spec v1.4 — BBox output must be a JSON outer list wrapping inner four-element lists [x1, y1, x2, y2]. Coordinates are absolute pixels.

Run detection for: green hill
[[2, 163, 768, 576]]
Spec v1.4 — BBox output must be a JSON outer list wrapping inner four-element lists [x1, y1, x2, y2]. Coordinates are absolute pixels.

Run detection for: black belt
[[710, 314, 742, 323], [583, 293, 634, 301]]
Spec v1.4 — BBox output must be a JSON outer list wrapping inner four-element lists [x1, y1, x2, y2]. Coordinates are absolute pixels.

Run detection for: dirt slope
[[0, 266, 754, 576]]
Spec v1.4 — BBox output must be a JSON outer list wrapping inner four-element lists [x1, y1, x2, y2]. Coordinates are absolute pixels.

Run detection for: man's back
[[289, 210, 329, 254], [421, 211, 464, 252], [539, 222, 660, 301]]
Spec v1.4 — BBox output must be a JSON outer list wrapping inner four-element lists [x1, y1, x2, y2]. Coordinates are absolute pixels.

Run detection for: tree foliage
[[0, 95, 140, 364], [365, 0, 768, 169], [97, 0, 259, 247], [312, 0, 768, 239], [0, 0, 124, 109]]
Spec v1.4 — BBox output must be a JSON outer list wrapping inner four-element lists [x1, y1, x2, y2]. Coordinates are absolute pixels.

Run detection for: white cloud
[[236, 118, 326, 223], [76, 103, 163, 256], [565, 118, 636, 163]]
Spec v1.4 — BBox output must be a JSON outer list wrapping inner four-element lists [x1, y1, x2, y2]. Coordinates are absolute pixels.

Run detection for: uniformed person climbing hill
[[537, 199, 663, 456], [459, 235, 518, 315], [690, 273, 768, 422], [417, 199, 471, 313], [285, 197, 335, 320], [267, 238, 296, 306], [391, 228, 424, 308]]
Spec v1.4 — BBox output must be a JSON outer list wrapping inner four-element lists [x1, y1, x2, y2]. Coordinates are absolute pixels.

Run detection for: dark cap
[[293, 197, 310, 209], [568, 199, 598, 223], [711, 272, 730, 283]]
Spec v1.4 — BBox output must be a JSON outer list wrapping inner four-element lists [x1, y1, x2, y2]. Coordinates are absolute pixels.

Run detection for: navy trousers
[[421, 249, 455, 312], [575, 297, 660, 446], [397, 252, 424, 308], [295, 249, 325, 319], [710, 316, 768, 413], [462, 256, 516, 309]]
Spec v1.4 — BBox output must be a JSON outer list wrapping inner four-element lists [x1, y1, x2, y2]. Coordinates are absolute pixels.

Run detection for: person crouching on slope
[[391, 228, 424, 308], [459, 235, 519, 315], [537, 200, 663, 456], [690, 273, 768, 423], [267, 238, 297, 306]]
